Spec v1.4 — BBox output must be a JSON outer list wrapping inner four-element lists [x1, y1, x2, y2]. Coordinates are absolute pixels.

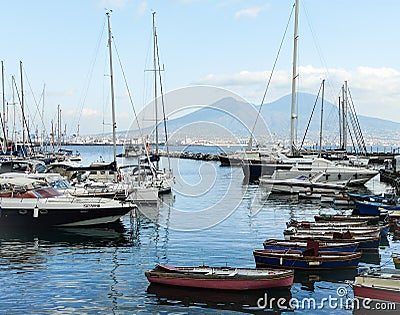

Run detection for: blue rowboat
[[253, 249, 362, 270], [289, 234, 380, 250], [263, 239, 359, 253], [347, 192, 399, 203], [355, 200, 400, 216]]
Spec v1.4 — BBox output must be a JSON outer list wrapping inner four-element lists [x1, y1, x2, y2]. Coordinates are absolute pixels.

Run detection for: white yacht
[[261, 157, 378, 186]]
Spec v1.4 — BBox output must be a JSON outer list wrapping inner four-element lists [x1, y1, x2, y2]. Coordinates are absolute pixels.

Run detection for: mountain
[[122, 92, 400, 146]]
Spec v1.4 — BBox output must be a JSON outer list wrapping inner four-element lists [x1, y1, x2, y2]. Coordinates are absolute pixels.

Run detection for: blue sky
[[1, 0, 399, 136]]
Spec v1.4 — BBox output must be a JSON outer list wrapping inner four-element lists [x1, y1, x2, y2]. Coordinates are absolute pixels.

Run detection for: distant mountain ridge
[[120, 92, 400, 145]]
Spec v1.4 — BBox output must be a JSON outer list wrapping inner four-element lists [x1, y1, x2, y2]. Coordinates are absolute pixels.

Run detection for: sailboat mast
[[319, 79, 325, 157], [1, 61, 5, 144], [290, 0, 299, 156], [338, 95, 342, 148], [343, 80, 348, 151], [41, 84, 45, 150], [20, 61, 26, 153], [51, 119, 55, 152], [57, 104, 61, 148], [153, 12, 159, 156], [1, 61, 7, 151], [107, 12, 117, 164], [340, 85, 346, 150], [11, 75, 16, 151]]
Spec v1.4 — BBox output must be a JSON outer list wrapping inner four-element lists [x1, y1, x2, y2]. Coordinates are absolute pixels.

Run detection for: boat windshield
[[50, 179, 73, 189]]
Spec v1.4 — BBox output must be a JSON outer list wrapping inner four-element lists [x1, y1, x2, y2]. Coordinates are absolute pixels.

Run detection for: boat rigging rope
[[248, 3, 295, 146], [154, 22, 172, 172], [74, 18, 106, 137], [112, 40, 144, 142], [299, 82, 323, 150], [12, 78, 34, 156]]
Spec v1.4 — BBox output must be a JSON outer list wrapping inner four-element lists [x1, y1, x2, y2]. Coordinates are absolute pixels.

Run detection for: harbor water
[[0, 145, 398, 314]]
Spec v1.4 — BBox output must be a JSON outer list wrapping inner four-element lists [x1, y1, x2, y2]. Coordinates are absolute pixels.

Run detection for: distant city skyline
[[1, 0, 399, 136]]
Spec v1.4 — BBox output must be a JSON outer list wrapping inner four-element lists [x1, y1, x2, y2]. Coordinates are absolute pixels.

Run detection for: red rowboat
[[145, 264, 294, 290], [353, 268, 400, 303]]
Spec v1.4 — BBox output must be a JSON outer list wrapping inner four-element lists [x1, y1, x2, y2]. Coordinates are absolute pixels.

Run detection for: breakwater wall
[[159, 151, 219, 161]]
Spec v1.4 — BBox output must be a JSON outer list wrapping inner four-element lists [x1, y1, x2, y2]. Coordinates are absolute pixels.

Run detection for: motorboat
[[0, 176, 135, 227]]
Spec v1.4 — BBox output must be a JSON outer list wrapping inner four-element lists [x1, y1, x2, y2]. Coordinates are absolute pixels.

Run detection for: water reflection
[[0, 221, 131, 248], [360, 250, 381, 265], [147, 283, 293, 314], [294, 269, 358, 292]]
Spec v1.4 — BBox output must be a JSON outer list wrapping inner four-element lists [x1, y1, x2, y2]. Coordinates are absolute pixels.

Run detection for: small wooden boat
[[145, 264, 294, 290], [289, 233, 380, 250], [320, 193, 354, 205], [353, 268, 400, 303], [347, 191, 399, 204], [253, 249, 361, 270], [263, 239, 359, 252], [393, 253, 400, 269], [283, 226, 381, 239], [287, 219, 368, 229], [314, 214, 379, 225], [355, 200, 400, 216]]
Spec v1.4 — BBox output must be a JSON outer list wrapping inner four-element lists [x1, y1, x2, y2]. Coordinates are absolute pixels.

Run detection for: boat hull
[[314, 214, 379, 225], [289, 235, 379, 250], [284, 227, 381, 238], [253, 250, 361, 270], [0, 199, 134, 227], [353, 283, 400, 303], [355, 200, 400, 216], [146, 274, 294, 290], [145, 265, 294, 290], [263, 239, 359, 253], [242, 162, 292, 182]]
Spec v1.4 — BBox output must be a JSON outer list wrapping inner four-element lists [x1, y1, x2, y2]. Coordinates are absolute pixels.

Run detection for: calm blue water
[[0, 145, 398, 314]]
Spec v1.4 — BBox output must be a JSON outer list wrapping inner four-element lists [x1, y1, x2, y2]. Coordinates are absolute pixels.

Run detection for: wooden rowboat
[[289, 234, 380, 250], [253, 249, 361, 270], [283, 226, 381, 238], [314, 214, 379, 225], [263, 239, 359, 252], [145, 264, 294, 290], [353, 268, 400, 303], [287, 219, 368, 229]]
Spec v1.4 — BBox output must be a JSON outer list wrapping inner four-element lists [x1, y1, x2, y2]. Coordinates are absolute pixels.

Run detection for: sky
[[1, 0, 400, 137]]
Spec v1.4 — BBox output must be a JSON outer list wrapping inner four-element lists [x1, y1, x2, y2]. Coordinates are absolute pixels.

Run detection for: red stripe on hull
[[146, 275, 294, 290], [353, 285, 400, 303]]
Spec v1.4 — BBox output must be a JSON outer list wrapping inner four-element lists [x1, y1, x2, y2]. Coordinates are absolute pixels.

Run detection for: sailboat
[[54, 12, 159, 205], [137, 12, 174, 195], [244, 0, 377, 186]]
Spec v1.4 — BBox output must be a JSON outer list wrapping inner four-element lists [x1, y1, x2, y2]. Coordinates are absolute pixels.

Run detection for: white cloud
[[99, 0, 126, 9], [235, 7, 262, 19], [235, 4, 270, 19], [194, 66, 400, 123], [136, 1, 148, 17], [81, 108, 101, 117]]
